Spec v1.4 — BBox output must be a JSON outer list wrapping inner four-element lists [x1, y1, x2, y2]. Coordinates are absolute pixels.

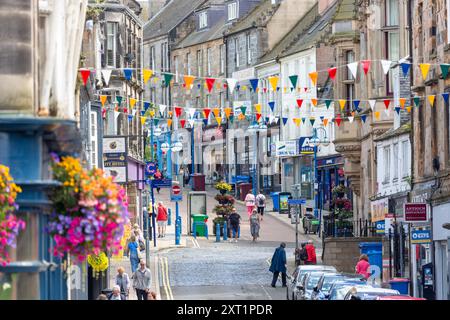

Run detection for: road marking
[[160, 257, 174, 300], [154, 255, 161, 300], [164, 257, 174, 300], [190, 236, 200, 248], [260, 284, 273, 300], [159, 257, 169, 300]]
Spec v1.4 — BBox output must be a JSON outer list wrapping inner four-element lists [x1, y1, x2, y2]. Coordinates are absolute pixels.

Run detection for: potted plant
[[212, 181, 235, 236], [332, 184, 348, 198], [215, 181, 232, 195]]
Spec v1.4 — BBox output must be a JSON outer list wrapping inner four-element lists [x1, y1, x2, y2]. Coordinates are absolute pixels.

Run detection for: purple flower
[[50, 152, 60, 163]]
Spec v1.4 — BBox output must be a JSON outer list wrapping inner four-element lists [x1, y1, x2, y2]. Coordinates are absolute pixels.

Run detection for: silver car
[[343, 286, 400, 300], [286, 265, 337, 300]]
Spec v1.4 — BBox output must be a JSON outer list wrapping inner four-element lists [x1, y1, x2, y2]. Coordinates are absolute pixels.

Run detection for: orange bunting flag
[[399, 98, 407, 109], [224, 107, 232, 119], [419, 63, 431, 81], [184, 75, 195, 89], [238, 113, 246, 121], [374, 111, 381, 120], [308, 71, 318, 86], [428, 95, 435, 107], [168, 111, 173, 118], [100, 95, 107, 106], [143, 69, 153, 84], [406, 106, 412, 113], [339, 100, 346, 111], [255, 104, 262, 113], [129, 98, 136, 109], [167, 119, 173, 127], [216, 117, 222, 126], [311, 99, 318, 107], [213, 108, 220, 117], [268, 76, 279, 91], [323, 119, 329, 127]]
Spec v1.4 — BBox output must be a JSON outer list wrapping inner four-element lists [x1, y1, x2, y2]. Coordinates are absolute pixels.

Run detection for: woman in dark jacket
[[269, 242, 287, 287]]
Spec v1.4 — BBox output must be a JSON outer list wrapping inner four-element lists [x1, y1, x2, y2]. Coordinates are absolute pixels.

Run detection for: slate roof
[[143, 0, 207, 41], [333, 0, 357, 21], [174, 15, 227, 49], [259, 0, 339, 63], [374, 123, 411, 142], [224, 0, 280, 36]]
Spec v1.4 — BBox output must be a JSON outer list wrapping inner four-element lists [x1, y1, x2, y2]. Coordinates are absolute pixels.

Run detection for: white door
[[435, 241, 449, 300]]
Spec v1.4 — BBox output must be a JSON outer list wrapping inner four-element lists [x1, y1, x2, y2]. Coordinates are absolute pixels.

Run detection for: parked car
[[343, 286, 400, 300], [298, 271, 328, 300], [376, 295, 426, 300], [328, 283, 371, 300], [311, 273, 366, 300], [286, 265, 337, 300]]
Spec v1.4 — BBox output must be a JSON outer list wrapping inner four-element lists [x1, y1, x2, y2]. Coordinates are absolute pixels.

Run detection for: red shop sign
[[404, 203, 428, 222]]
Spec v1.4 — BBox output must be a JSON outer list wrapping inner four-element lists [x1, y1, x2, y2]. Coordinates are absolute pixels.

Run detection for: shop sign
[[104, 153, 126, 167], [385, 213, 395, 235], [404, 203, 428, 222], [103, 137, 126, 153], [411, 228, 431, 244], [276, 140, 298, 157], [371, 198, 389, 222], [376, 220, 385, 234], [103, 136, 127, 183]]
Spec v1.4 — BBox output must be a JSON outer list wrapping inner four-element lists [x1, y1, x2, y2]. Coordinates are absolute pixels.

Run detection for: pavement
[[110, 186, 322, 300]]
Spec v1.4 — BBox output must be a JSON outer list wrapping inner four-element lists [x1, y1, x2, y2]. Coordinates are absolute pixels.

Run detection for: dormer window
[[199, 11, 208, 29], [228, 2, 238, 21]]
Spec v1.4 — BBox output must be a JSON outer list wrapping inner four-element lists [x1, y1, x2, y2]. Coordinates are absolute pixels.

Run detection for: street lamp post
[[248, 121, 267, 195]]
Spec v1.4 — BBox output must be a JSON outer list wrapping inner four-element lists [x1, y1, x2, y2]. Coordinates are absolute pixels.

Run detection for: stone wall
[[322, 237, 388, 273]]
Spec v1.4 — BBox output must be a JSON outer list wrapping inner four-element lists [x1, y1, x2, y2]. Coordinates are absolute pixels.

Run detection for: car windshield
[[321, 275, 346, 293], [357, 291, 397, 300], [306, 274, 323, 290], [329, 286, 352, 300]]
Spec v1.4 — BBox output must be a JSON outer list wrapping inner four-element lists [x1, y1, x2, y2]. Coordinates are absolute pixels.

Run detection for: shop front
[[316, 155, 345, 212]]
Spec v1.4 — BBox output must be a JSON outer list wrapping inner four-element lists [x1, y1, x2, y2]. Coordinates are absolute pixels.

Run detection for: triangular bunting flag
[[268, 76, 279, 91], [159, 104, 167, 115], [153, 119, 159, 126], [149, 110, 155, 118], [132, 109, 137, 117], [163, 73, 173, 87], [140, 116, 147, 126], [395, 107, 401, 115], [380, 60, 392, 75], [180, 119, 186, 128], [361, 60, 371, 75], [101, 69, 112, 86], [174, 106, 182, 117], [202, 119, 208, 126], [268, 101, 275, 112], [240, 106, 247, 115], [384, 99, 390, 109], [308, 72, 318, 86], [428, 95, 435, 107], [311, 99, 317, 107], [368, 100, 376, 111], [289, 75, 298, 88], [143, 102, 151, 112], [206, 78, 216, 92], [100, 95, 107, 107], [328, 67, 337, 81], [399, 98, 407, 109], [419, 63, 431, 81], [374, 111, 380, 120], [168, 111, 173, 117], [143, 69, 153, 84], [442, 93, 449, 104], [323, 118, 329, 127], [348, 116, 354, 123], [301, 118, 306, 124], [325, 100, 332, 109], [406, 106, 412, 113], [310, 118, 316, 126], [212, 108, 220, 117], [401, 63, 411, 76], [204, 108, 211, 119], [127, 114, 133, 122], [129, 98, 137, 109], [256, 113, 262, 122], [123, 68, 133, 81], [296, 99, 304, 108], [167, 119, 173, 127], [254, 104, 262, 113], [440, 64, 450, 79], [413, 97, 420, 107], [282, 117, 288, 125], [339, 100, 346, 111], [188, 108, 196, 119], [293, 118, 301, 127], [353, 100, 360, 110], [335, 115, 342, 127], [249, 79, 259, 92], [116, 96, 123, 106], [361, 115, 367, 123], [80, 68, 90, 86], [347, 62, 358, 79], [216, 117, 222, 126], [114, 111, 121, 122], [224, 108, 232, 119], [184, 75, 195, 89]]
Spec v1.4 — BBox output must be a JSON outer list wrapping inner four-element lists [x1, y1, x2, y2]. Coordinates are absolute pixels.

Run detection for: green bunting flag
[[441, 64, 450, 79], [289, 75, 298, 89], [413, 97, 421, 107], [229, 115, 234, 124], [116, 96, 123, 106], [325, 100, 332, 109], [301, 118, 306, 124], [163, 73, 173, 87], [310, 118, 315, 126], [153, 119, 160, 126], [240, 106, 247, 115]]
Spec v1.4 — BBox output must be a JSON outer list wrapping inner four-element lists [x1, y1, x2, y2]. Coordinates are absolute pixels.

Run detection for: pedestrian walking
[[228, 208, 241, 242], [294, 243, 308, 266], [305, 240, 317, 265], [244, 190, 256, 217], [249, 209, 261, 242], [255, 191, 266, 220], [355, 254, 371, 280], [127, 235, 141, 273], [156, 201, 168, 238], [108, 285, 126, 300], [115, 267, 130, 299], [154, 169, 162, 194], [269, 242, 287, 288], [132, 259, 152, 300], [133, 228, 146, 254], [183, 166, 190, 186]]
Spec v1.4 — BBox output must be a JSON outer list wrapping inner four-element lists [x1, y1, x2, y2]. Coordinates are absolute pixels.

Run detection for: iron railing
[[322, 217, 382, 238]]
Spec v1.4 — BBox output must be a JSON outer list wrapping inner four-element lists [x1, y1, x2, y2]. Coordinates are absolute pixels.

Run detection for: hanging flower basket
[[0, 165, 26, 266], [87, 252, 109, 278], [47, 155, 129, 263], [215, 181, 232, 194]]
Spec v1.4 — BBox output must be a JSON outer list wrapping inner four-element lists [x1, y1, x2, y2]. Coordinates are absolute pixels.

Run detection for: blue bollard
[[223, 221, 228, 241], [238, 225, 240, 238], [168, 208, 172, 226], [175, 219, 180, 245], [216, 223, 221, 242]]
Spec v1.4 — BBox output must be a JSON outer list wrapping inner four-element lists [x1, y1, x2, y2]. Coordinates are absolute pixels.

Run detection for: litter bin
[[278, 192, 292, 214], [191, 214, 208, 237], [360, 242, 383, 277], [271, 192, 280, 211], [191, 174, 206, 191], [389, 278, 410, 295], [359, 242, 382, 255], [239, 183, 253, 201]]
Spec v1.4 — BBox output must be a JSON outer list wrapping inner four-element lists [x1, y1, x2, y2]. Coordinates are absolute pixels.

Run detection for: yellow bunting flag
[[153, 77, 159, 84], [308, 72, 318, 86], [100, 95, 107, 106], [143, 69, 153, 84], [283, 87, 287, 94], [129, 98, 136, 109], [419, 63, 431, 81], [254, 104, 262, 113], [140, 116, 147, 125], [339, 100, 346, 111], [224, 107, 232, 119], [184, 75, 195, 89], [323, 119, 329, 127], [293, 118, 301, 127], [311, 99, 318, 107], [406, 106, 412, 113], [167, 119, 173, 127], [399, 98, 407, 109], [374, 111, 380, 120], [149, 110, 155, 117], [428, 95, 435, 107], [213, 108, 220, 117], [268, 76, 279, 91], [242, 85, 247, 91], [216, 117, 222, 126]]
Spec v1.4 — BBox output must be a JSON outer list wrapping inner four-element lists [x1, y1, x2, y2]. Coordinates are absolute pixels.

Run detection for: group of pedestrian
[[124, 224, 146, 273], [294, 240, 317, 266]]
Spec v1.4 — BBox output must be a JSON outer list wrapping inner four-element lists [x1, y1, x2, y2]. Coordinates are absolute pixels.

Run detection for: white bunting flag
[[159, 104, 167, 115], [380, 60, 392, 75], [102, 69, 112, 86], [348, 116, 354, 123], [114, 111, 120, 121], [132, 109, 137, 116], [188, 108, 196, 119], [227, 78, 238, 94], [188, 119, 195, 128], [368, 100, 376, 111], [347, 62, 359, 79]]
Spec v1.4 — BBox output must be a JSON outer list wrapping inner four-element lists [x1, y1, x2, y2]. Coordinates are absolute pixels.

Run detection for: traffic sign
[[152, 179, 172, 188], [411, 228, 431, 244], [171, 183, 182, 202], [146, 162, 156, 177]]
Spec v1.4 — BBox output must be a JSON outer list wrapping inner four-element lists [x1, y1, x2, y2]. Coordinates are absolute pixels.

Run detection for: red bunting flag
[[335, 114, 342, 127], [80, 69, 91, 86], [174, 106, 183, 117], [204, 108, 211, 119], [328, 67, 337, 81], [296, 99, 304, 108], [180, 119, 186, 128], [361, 60, 371, 75], [383, 99, 390, 109], [256, 113, 262, 122], [206, 78, 216, 92]]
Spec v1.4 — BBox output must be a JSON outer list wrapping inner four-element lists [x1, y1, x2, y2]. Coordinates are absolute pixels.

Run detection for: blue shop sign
[[152, 179, 172, 188], [376, 220, 385, 234], [411, 228, 431, 244], [288, 199, 306, 205]]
